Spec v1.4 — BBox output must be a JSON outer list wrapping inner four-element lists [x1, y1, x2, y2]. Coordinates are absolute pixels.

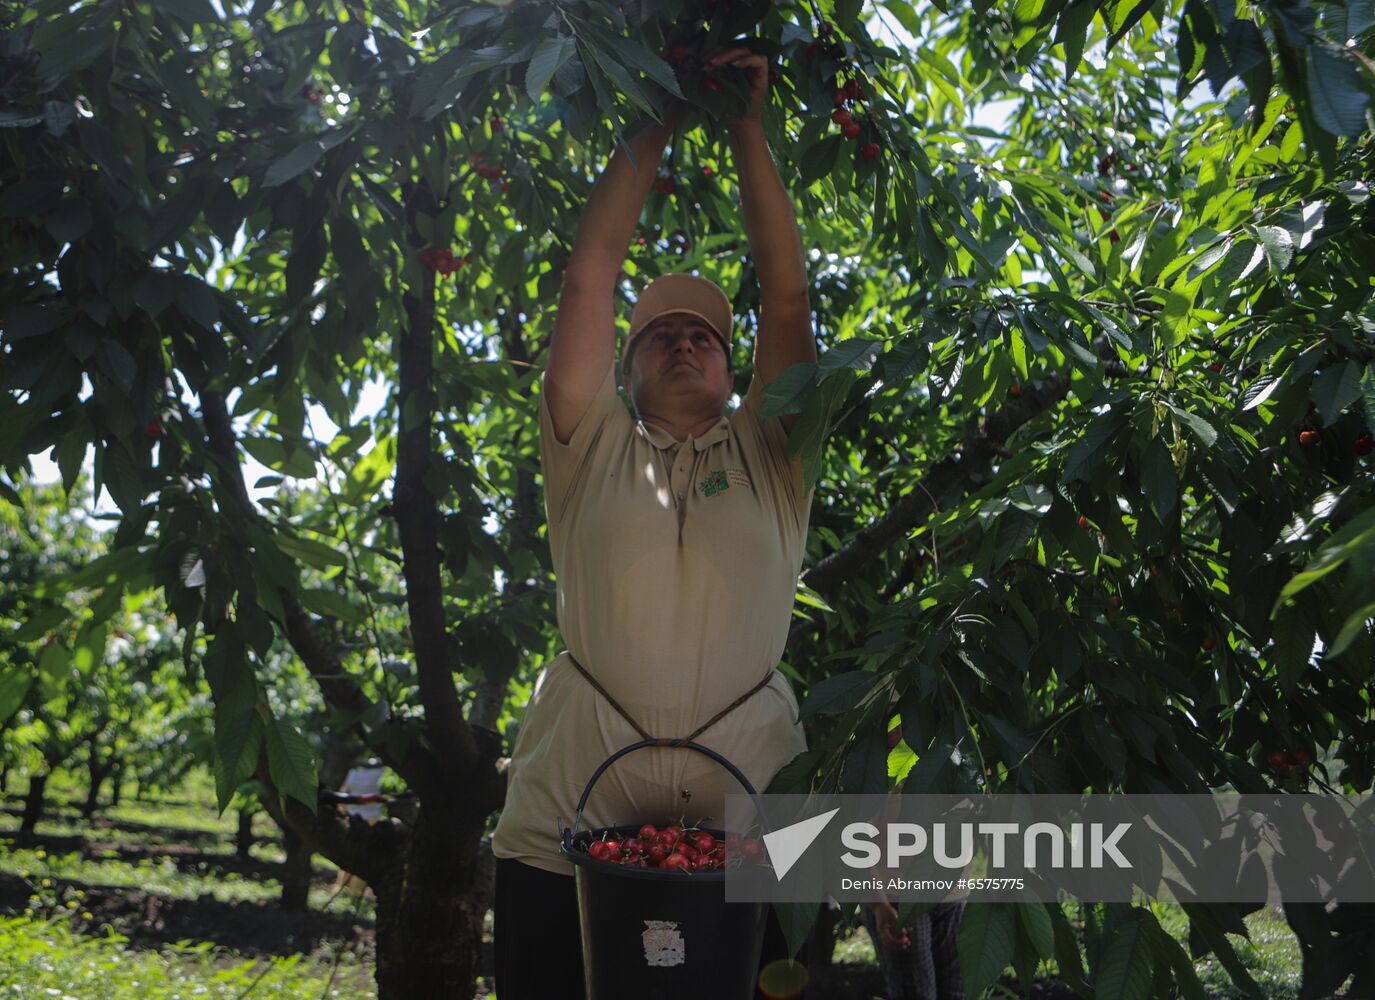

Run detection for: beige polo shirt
[[491, 361, 813, 875]]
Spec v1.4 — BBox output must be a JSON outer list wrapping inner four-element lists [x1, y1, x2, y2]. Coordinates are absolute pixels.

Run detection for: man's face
[[626, 311, 732, 414]]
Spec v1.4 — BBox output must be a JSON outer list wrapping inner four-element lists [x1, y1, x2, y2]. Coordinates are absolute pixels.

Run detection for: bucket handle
[[561, 738, 762, 852]]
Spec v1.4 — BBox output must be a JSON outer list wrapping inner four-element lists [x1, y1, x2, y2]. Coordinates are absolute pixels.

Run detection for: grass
[[0, 841, 356, 911], [0, 916, 375, 999]]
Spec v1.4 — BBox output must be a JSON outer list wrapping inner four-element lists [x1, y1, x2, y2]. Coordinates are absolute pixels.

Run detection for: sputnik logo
[[762, 808, 840, 880]]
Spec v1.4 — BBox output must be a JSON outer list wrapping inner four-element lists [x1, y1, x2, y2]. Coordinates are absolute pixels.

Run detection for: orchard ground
[[0, 770, 1313, 999]]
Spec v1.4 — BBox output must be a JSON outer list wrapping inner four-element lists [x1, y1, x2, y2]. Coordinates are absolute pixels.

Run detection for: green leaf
[[274, 534, 349, 570], [1329, 600, 1375, 657], [1055, 0, 1095, 78], [527, 36, 572, 102], [242, 435, 317, 478], [38, 640, 71, 697], [1152, 924, 1210, 1000], [1253, 225, 1293, 272], [212, 667, 262, 811], [35, 27, 112, 78], [1182, 903, 1265, 998], [1094, 909, 1157, 1000], [1307, 44, 1369, 136], [1167, 404, 1219, 447], [1242, 372, 1284, 411], [817, 338, 882, 373], [593, 30, 683, 100], [1049, 903, 1090, 992], [841, 726, 889, 793], [958, 903, 1017, 996], [1, 303, 67, 341], [799, 136, 844, 188], [799, 671, 882, 718], [1141, 436, 1178, 523], [264, 140, 326, 187], [1310, 360, 1362, 426], [1018, 901, 1056, 959], [0, 665, 33, 723], [264, 712, 318, 812], [1161, 289, 1193, 345], [770, 902, 819, 961], [13, 605, 68, 641], [95, 340, 137, 393], [1361, 363, 1375, 434], [1063, 414, 1126, 483], [1270, 609, 1316, 693], [759, 363, 818, 418], [1278, 505, 1375, 600], [298, 586, 365, 624]]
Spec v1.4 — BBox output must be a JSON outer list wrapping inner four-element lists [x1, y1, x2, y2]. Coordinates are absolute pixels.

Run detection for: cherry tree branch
[[801, 373, 1073, 597]]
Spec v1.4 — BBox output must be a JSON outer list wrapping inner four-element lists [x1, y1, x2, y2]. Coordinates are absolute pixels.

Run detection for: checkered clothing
[[860, 901, 966, 1000]]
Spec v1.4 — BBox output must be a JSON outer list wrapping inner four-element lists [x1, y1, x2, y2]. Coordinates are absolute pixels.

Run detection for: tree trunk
[[83, 755, 113, 819], [373, 802, 487, 996], [236, 808, 256, 859], [20, 773, 47, 836], [280, 822, 313, 911], [109, 762, 123, 806]]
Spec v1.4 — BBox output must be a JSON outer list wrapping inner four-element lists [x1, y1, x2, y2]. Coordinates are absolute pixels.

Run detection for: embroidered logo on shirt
[[698, 469, 729, 497]]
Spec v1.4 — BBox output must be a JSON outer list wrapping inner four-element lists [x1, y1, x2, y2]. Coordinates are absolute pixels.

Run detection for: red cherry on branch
[[704, 77, 723, 92], [832, 108, 853, 125], [1355, 434, 1373, 456], [842, 121, 861, 139], [1201, 637, 1215, 650], [146, 419, 162, 439], [859, 142, 881, 160], [1010, 384, 1022, 397], [844, 78, 862, 100], [1266, 751, 1286, 768], [1077, 515, 1090, 529], [1298, 429, 1319, 446]]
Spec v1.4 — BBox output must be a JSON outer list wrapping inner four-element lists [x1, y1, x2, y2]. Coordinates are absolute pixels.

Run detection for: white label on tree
[[642, 920, 685, 967]]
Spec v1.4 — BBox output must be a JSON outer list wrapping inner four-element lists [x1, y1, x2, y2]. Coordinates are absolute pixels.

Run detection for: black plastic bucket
[[559, 738, 769, 1000]]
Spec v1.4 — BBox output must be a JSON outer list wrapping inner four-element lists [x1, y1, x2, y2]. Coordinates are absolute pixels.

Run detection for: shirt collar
[[636, 415, 731, 452]]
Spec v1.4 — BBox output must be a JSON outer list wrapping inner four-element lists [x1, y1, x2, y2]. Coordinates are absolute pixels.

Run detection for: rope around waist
[[565, 654, 775, 748]]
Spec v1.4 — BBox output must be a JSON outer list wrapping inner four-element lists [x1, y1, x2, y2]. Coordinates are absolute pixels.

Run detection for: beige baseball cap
[[627, 273, 733, 351]]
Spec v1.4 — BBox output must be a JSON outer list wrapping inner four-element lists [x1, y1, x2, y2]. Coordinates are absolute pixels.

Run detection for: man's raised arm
[[546, 113, 680, 443]]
